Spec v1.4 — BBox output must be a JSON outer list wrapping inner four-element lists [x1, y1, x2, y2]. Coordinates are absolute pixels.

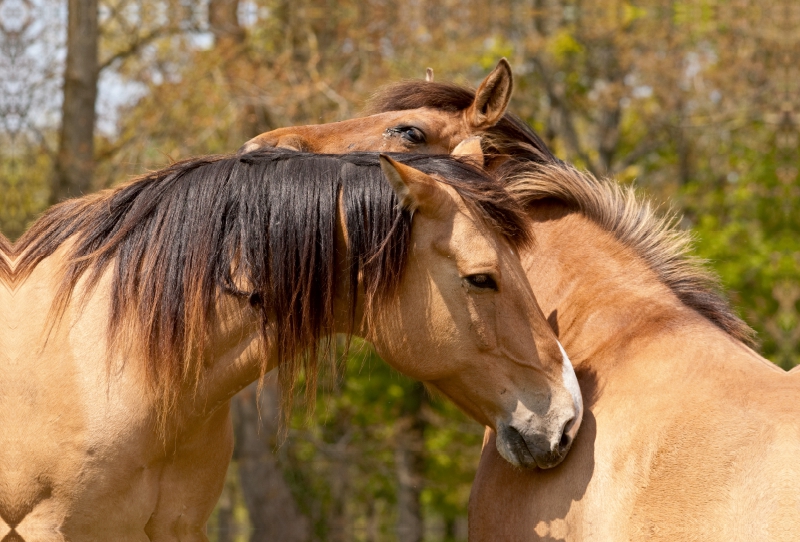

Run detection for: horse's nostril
[[558, 416, 576, 450], [559, 431, 571, 450], [238, 136, 277, 154]]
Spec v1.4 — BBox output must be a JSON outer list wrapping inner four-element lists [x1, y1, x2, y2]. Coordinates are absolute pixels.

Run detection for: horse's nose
[[533, 418, 575, 468], [238, 135, 275, 154], [498, 423, 573, 470], [238, 133, 311, 154]]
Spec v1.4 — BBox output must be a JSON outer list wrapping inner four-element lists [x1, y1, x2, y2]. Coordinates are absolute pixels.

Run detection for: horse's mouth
[[497, 423, 570, 469]]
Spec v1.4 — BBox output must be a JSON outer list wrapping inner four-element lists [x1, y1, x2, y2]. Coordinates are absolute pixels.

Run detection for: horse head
[[370, 156, 582, 468], [239, 59, 515, 157]]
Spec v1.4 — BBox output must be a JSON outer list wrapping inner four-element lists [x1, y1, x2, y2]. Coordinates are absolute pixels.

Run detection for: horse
[[242, 65, 800, 540], [4, 150, 582, 541], [238, 58, 557, 170], [469, 163, 798, 541]]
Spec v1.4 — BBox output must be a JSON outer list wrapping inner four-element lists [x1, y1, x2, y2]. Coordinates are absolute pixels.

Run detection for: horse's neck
[[192, 260, 358, 421], [18, 248, 267, 429], [15, 231, 358, 430], [188, 295, 273, 419], [524, 202, 763, 374]]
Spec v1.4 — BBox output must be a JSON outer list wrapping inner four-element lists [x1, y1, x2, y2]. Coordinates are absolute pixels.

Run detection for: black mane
[[15, 149, 531, 426]]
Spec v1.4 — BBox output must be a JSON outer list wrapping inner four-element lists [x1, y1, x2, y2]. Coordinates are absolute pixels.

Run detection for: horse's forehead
[[422, 185, 500, 259], [364, 107, 465, 131], [450, 218, 500, 265]]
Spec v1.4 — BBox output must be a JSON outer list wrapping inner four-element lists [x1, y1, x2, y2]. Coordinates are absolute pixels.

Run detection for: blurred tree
[[0, 1, 61, 237], [272, 342, 482, 542], [394, 384, 427, 542], [232, 377, 311, 542], [208, 0, 274, 137], [51, 0, 98, 203]]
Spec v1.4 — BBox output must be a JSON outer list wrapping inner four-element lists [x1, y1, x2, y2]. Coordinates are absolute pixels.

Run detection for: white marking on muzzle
[[558, 341, 583, 435]]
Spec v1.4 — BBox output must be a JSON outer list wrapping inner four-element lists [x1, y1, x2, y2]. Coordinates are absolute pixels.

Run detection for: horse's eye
[[387, 125, 426, 144], [401, 126, 425, 144], [464, 274, 498, 291]]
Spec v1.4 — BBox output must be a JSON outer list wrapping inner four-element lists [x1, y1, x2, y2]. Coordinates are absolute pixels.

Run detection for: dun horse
[[3, 150, 581, 540], [239, 59, 556, 169], [244, 62, 800, 540]]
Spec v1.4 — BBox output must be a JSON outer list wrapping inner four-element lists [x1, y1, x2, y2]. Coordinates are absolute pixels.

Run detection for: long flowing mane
[[367, 80, 559, 168], [506, 162, 757, 346], [0, 234, 11, 283], [14, 149, 531, 426]]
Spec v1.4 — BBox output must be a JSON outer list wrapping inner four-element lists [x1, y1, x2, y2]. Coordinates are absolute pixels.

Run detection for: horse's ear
[[425, 68, 434, 82], [380, 155, 448, 217], [466, 58, 513, 130], [452, 136, 484, 167]]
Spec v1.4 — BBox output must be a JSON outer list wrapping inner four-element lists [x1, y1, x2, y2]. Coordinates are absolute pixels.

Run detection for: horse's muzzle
[[496, 420, 575, 469]]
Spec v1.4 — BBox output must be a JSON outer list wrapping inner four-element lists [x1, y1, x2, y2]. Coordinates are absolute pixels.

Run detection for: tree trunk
[[444, 517, 456, 541], [208, 0, 246, 50], [231, 376, 311, 542], [52, 0, 97, 203], [214, 477, 235, 542], [395, 384, 427, 542], [327, 431, 351, 542]]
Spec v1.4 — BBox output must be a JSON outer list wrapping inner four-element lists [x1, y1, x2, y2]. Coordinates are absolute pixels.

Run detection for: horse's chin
[[495, 424, 570, 470]]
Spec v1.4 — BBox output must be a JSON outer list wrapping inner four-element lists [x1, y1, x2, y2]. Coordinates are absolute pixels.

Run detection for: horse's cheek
[[466, 295, 497, 352]]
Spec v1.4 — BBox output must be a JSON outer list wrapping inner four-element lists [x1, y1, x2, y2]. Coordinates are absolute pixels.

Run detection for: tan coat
[[469, 202, 799, 541]]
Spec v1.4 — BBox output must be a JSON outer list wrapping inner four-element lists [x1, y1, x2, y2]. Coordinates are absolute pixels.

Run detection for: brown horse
[[243, 64, 800, 540], [5, 150, 581, 540], [239, 59, 556, 169], [470, 163, 798, 541]]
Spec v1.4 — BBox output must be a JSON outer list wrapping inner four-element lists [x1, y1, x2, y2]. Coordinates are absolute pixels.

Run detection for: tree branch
[[531, 57, 598, 174], [99, 26, 178, 72]]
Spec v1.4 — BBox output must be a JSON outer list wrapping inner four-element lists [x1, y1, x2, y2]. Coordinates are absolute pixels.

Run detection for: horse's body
[[4, 151, 581, 540], [3, 246, 237, 540], [245, 63, 800, 540], [468, 170, 800, 541]]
